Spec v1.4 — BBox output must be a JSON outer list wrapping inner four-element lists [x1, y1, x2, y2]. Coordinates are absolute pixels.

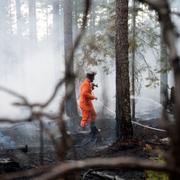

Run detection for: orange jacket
[[79, 79, 96, 111]]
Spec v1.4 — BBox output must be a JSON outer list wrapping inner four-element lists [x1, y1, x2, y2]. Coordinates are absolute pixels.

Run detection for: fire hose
[[97, 100, 167, 133]]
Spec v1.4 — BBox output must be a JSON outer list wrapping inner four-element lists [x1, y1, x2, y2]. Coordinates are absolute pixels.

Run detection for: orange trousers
[[80, 108, 96, 128]]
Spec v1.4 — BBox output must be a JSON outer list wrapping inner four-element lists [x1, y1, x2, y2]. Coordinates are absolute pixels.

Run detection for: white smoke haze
[[0, 0, 64, 121], [1, 1, 179, 118], [0, 0, 179, 148]]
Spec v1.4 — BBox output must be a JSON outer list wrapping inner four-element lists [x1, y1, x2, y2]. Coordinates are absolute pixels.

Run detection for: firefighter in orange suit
[[79, 71, 97, 129]]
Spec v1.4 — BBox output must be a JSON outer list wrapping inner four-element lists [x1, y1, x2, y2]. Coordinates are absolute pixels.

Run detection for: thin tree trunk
[[29, 0, 37, 44], [73, 0, 79, 36], [9, 0, 14, 34], [160, 27, 168, 106], [45, 3, 49, 38], [90, 0, 95, 33], [115, 0, 133, 139], [131, 0, 136, 121], [0, 0, 7, 37], [64, 0, 79, 123], [53, 0, 60, 52], [15, 0, 22, 38]]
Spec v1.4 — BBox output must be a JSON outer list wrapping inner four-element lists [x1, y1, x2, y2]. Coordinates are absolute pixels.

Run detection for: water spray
[[96, 99, 166, 133]]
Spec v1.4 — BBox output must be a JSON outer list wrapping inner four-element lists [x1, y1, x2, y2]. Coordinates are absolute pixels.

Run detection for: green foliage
[[145, 76, 159, 88], [146, 170, 169, 180], [74, 0, 162, 92], [75, 31, 115, 77], [143, 144, 169, 180], [146, 155, 169, 180], [143, 143, 153, 153], [74, 0, 115, 78]]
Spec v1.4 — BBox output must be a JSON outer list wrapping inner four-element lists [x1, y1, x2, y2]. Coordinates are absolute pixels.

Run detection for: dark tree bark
[[131, 0, 136, 121], [28, 0, 37, 44], [115, 0, 133, 139], [160, 27, 168, 106], [135, 1, 180, 179], [64, 0, 79, 122]]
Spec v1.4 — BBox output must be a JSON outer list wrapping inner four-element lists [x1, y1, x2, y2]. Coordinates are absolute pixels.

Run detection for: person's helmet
[[86, 70, 97, 77]]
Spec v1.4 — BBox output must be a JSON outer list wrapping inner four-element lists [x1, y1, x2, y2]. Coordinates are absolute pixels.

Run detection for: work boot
[[90, 122, 99, 138], [90, 122, 103, 145]]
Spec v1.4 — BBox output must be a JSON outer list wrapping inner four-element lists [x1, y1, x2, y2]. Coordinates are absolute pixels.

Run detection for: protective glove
[[80, 120, 86, 128]]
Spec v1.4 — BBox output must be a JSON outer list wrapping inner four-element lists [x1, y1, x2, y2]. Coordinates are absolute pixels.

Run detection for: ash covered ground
[[0, 114, 169, 179]]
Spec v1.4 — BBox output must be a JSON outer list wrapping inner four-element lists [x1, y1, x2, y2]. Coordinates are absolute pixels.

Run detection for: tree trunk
[[115, 0, 133, 139], [64, 0, 79, 122], [160, 27, 168, 106], [45, 3, 49, 38], [73, 0, 79, 36], [52, 0, 60, 52], [90, 0, 95, 33], [15, 0, 22, 38], [29, 0, 37, 44], [131, 0, 136, 121], [0, 0, 8, 37]]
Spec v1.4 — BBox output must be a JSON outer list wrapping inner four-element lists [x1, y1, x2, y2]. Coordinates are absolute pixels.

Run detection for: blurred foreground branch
[[0, 0, 91, 120], [171, 11, 180, 17], [137, 0, 180, 179], [1, 156, 178, 180], [53, 0, 92, 160], [0, 0, 91, 169]]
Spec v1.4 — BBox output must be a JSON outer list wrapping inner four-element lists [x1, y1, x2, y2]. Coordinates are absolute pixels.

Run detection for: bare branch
[[36, 157, 176, 180], [0, 85, 28, 104], [137, 0, 180, 177], [171, 11, 180, 17], [2, 157, 177, 180], [66, 0, 91, 75], [0, 110, 59, 125], [41, 77, 65, 108], [52, 0, 92, 160], [0, 117, 31, 124]]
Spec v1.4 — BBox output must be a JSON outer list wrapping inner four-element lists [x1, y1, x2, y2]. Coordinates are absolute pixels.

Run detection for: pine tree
[[115, 0, 133, 139]]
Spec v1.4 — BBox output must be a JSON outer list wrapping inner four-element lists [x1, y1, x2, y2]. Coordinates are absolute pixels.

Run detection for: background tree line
[[0, 0, 180, 179]]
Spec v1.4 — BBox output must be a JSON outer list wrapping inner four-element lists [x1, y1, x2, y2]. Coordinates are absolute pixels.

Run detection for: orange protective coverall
[[79, 79, 96, 127]]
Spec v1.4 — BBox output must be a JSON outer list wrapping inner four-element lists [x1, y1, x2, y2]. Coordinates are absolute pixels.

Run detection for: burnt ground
[[0, 118, 169, 180]]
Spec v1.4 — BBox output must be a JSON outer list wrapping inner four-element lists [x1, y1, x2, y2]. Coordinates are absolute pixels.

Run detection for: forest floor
[[0, 118, 169, 180], [66, 118, 168, 180]]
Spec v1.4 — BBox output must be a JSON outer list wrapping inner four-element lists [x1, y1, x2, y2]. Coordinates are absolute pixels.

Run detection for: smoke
[[0, 0, 179, 134], [0, 131, 16, 149], [0, 0, 66, 121]]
